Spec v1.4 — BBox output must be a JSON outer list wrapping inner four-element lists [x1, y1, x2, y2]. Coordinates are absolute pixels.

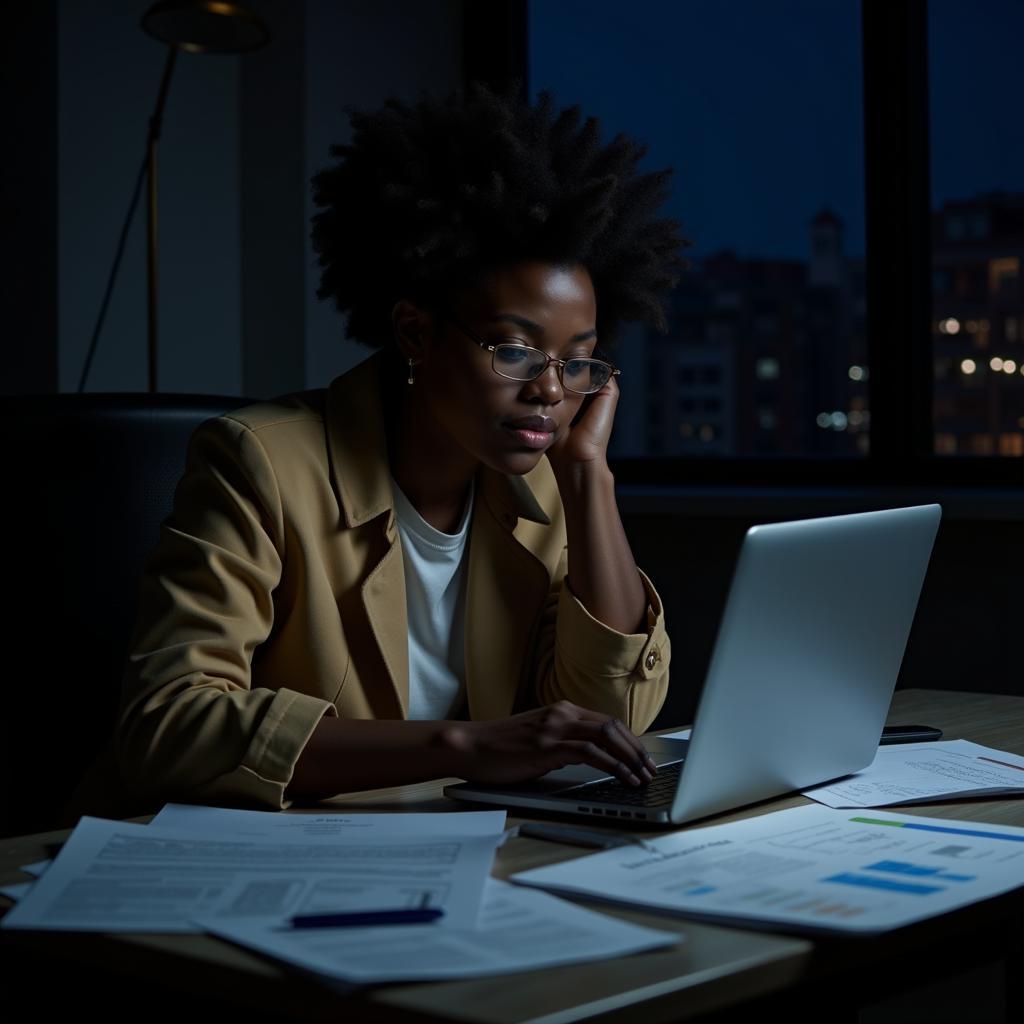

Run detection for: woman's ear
[[391, 300, 436, 367]]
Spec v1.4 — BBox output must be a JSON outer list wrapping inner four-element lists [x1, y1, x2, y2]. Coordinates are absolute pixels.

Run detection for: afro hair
[[311, 82, 690, 348]]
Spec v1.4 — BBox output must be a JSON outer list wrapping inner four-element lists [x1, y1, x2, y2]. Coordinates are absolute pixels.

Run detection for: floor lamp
[[140, 0, 269, 392]]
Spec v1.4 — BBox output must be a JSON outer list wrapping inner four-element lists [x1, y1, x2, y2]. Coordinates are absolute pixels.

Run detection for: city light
[[990, 357, 1004, 371], [816, 412, 831, 428], [848, 365, 864, 381], [940, 317, 961, 334], [960, 359, 977, 374], [830, 411, 848, 430], [1003, 360, 1017, 374], [756, 357, 780, 380]]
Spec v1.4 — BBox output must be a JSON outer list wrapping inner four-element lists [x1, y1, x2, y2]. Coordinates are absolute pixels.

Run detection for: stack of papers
[[0, 805, 679, 981], [512, 804, 1024, 935], [802, 740, 1024, 808]]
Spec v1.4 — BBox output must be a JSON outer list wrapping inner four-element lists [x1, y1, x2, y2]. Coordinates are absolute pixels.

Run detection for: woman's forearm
[[287, 702, 657, 799], [287, 716, 466, 798], [554, 462, 647, 635]]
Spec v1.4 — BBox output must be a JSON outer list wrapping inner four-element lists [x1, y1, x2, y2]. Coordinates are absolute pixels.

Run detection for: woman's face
[[415, 262, 598, 477]]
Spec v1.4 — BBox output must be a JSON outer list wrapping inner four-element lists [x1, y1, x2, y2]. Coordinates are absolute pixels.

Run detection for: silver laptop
[[446, 504, 941, 826]]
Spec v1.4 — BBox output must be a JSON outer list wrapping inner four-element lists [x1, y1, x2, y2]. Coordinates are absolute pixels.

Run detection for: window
[[529, 0, 866, 459], [522, 0, 1021, 478], [929, 0, 1024, 457]]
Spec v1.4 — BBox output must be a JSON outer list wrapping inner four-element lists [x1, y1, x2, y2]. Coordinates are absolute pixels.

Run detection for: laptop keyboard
[[553, 760, 684, 808]]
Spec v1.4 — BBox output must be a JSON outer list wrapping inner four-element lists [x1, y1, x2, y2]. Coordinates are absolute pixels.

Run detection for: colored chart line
[[824, 873, 944, 896], [865, 860, 975, 882], [849, 817, 1024, 843]]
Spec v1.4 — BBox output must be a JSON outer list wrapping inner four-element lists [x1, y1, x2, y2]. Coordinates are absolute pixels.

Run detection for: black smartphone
[[879, 724, 943, 744]]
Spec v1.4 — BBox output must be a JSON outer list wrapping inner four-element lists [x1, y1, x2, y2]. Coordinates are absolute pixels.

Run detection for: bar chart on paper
[[512, 806, 1024, 934]]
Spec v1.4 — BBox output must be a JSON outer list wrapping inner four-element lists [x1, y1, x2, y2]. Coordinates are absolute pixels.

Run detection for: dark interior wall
[[2, 1, 464, 400], [623, 500, 1024, 732], [3, 2, 58, 395], [57, 0, 242, 394], [303, 0, 463, 390]]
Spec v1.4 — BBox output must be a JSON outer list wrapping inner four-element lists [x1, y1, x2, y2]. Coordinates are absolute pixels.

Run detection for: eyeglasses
[[442, 313, 621, 395]]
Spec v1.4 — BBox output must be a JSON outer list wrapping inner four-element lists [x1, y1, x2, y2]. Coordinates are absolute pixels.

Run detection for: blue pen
[[289, 908, 445, 929]]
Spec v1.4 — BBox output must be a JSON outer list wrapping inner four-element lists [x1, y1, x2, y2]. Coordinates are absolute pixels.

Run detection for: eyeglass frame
[[438, 311, 621, 395]]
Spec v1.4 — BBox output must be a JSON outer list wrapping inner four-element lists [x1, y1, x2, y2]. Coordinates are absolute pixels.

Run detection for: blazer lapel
[[464, 470, 551, 721], [359, 527, 410, 718], [324, 354, 409, 719]]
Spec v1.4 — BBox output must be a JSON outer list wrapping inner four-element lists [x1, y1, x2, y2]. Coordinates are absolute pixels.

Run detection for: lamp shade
[[141, 0, 270, 54]]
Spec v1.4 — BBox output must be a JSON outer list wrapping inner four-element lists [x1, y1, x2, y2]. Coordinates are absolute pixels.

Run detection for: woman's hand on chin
[[545, 377, 619, 479], [439, 699, 657, 788]]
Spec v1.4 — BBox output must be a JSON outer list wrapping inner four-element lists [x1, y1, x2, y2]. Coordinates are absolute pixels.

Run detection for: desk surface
[[2, 688, 1022, 1024]]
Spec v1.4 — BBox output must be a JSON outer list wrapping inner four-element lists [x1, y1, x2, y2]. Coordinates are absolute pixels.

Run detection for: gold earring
[[407, 358, 416, 385]]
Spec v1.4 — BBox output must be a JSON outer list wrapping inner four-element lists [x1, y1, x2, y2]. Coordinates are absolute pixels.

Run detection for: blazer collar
[[325, 351, 551, 529]]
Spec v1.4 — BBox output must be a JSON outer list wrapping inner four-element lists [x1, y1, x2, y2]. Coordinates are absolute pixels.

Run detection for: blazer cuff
[[555, 568, 668, 681], [211, 690, 338, 809]]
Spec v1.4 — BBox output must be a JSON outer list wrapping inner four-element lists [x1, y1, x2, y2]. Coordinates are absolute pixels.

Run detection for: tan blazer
[[73, 353, 670, 818]]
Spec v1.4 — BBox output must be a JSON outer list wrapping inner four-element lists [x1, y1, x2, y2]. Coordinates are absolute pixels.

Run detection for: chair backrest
[[2, 392, 250, 837]]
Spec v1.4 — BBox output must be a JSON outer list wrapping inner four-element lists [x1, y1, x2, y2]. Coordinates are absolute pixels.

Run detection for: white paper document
[[1, 816, 501, 933], [661, 728, 691, 741], [17, 859, 52, 878], [802, 740, 1024, 808], [197, 879, 680, 984], [152, 803, 506, 838], [1, 883, 33, 903], [512, 804, 1024, 935]]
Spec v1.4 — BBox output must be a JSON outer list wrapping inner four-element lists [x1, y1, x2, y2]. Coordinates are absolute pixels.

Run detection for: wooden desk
[[2, 689, 1022, 1023]]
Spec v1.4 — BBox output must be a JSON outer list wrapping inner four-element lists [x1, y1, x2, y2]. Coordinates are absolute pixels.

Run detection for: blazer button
[[644, 647, 660, 671]]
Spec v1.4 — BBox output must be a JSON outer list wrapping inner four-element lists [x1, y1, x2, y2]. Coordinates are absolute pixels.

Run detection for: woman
[[87, 85, 687, 816]]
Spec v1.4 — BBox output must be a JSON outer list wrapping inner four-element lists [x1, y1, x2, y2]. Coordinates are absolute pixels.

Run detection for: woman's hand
[[545, 377, 619, 476], [440, 700, 658, 787]]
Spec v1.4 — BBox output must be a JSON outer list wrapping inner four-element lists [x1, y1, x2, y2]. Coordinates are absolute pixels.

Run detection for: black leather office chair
[[2, 392, 251, 838]]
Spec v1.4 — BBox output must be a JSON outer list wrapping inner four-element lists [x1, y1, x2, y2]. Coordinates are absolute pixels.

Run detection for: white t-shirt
[[390, 478, 474, 721]]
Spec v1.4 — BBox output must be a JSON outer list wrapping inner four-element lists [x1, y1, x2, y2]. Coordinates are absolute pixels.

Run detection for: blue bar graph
[[824, 872, 945, 895]]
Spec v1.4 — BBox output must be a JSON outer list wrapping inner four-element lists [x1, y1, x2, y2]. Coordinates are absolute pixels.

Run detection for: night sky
[[529, 0, 1024, 264]]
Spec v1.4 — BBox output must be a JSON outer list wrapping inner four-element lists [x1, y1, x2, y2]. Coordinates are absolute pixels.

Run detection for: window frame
[[467, 0, 1022, 486]]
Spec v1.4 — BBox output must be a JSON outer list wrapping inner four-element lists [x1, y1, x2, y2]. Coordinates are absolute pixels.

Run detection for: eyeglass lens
[[493, 345, 611, 394]]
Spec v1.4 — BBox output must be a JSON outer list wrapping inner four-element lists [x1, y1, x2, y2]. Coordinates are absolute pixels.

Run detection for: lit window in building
[[699, 424, 715, 442], [998, 433, 1024, 456], [970, 434, 995, 455], [679, 422, 694, 439], [934, 434, 957, 454], [988, 257, 1019, 295], [755, 356, 779, 380]]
